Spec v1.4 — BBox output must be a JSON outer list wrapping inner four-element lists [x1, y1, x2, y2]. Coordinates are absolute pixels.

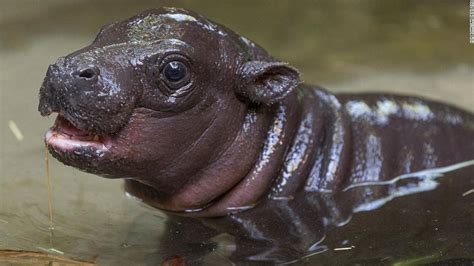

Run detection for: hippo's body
[[38, 8, 474, 263]]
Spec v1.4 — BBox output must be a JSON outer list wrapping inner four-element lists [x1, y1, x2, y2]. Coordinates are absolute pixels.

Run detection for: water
[[0, 0, 473, 264]]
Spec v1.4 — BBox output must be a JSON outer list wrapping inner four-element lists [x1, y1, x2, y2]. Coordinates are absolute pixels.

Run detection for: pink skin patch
[[45, 115, 111, 152]]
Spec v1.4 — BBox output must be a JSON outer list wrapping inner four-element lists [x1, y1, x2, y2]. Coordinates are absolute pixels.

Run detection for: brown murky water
[[0, 0, 473, 265]]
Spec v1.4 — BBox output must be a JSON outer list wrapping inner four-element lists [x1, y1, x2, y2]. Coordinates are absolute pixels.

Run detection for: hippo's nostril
[[77, 67, 99, 80]]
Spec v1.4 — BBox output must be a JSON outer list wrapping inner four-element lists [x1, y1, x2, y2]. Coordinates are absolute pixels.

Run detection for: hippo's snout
[[38, 63, 63, 117], [39, 60, 96, 116], [38, 52, 139, 136], [42, 59, 101, 95]]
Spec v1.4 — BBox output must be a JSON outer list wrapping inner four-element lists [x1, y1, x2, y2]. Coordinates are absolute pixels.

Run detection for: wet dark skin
[[38, 8, 474, 264]]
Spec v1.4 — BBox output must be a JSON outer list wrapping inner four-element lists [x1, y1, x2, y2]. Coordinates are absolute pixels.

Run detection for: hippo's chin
[[45, 115, 112, 154]]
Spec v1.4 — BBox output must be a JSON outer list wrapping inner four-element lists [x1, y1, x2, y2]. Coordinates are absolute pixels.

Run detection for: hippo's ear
[[236, 61, 300, 105]]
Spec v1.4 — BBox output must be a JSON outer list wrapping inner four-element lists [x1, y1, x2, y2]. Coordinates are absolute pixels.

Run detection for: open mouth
[[46, 115, 110, 152]]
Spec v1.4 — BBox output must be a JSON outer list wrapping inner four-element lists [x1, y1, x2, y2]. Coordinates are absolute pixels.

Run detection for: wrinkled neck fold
[[124, 87, 352, 217]]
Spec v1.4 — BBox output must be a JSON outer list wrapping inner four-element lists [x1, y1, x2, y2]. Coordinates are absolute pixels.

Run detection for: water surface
[[0, 0, 473, 264]]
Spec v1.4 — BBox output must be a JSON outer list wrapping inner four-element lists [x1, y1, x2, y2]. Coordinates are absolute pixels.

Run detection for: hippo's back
[[335, 92, 474, 186]]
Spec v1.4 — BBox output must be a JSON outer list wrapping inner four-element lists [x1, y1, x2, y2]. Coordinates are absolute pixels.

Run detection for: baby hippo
[[38, 7, 473, 263]]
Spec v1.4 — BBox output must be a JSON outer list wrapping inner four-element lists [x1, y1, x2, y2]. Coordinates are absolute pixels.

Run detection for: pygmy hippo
[[38, 7, 474, 263]]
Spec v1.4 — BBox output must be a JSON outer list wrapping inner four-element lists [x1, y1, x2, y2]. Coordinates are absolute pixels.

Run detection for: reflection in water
[[345, 160, 474, 213], [156, 160, 472, 264], [0, 0, 473, 265]]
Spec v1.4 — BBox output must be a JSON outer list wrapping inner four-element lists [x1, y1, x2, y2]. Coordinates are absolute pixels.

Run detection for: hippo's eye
[[161, 61, 190, 90], [164, 61, 186, 81]]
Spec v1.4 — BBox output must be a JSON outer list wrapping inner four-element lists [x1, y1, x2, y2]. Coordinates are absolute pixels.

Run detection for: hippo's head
[[38, 8, 300, 213]]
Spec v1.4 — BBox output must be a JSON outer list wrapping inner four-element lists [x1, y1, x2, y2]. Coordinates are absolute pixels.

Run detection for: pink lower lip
[[45, 128, 111, 152], [46, 115, 114, 152]]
